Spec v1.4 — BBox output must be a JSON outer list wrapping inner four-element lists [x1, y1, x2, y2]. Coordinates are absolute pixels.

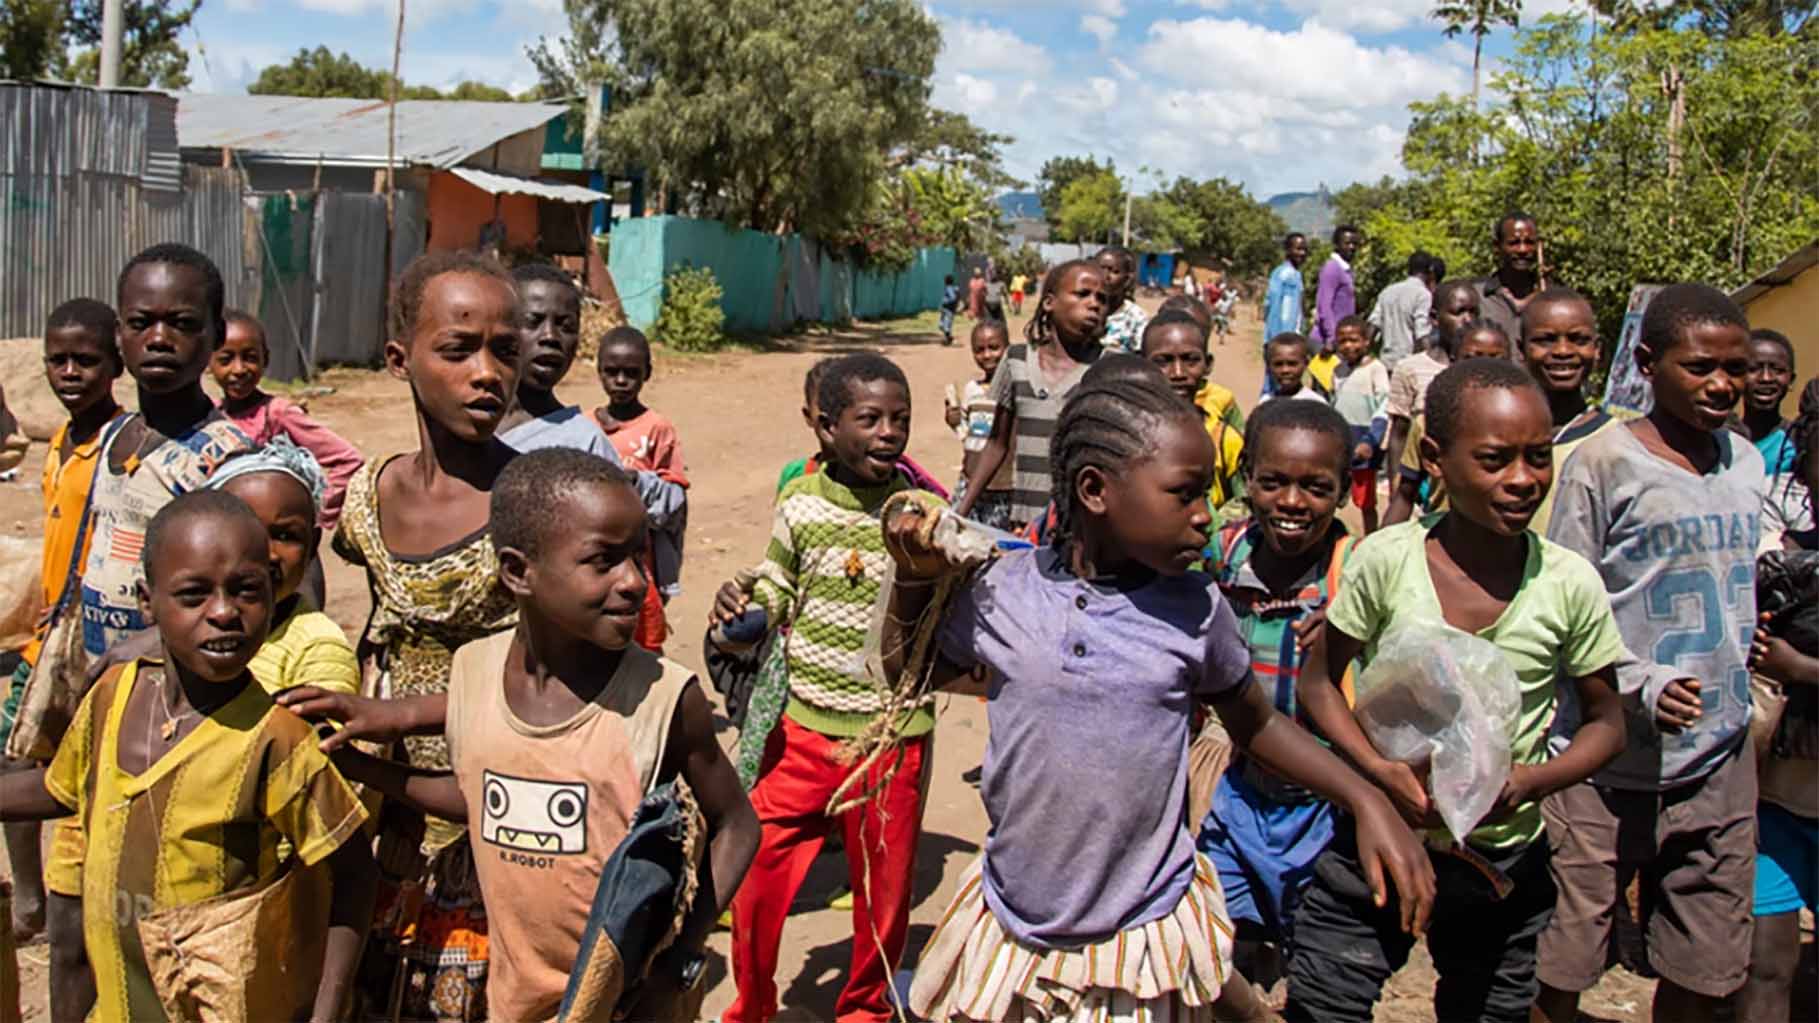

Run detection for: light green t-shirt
[[1326, 516, 1629, 850]]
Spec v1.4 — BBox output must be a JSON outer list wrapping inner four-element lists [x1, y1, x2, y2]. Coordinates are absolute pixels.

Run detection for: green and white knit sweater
[[752, 470, 937, 739]]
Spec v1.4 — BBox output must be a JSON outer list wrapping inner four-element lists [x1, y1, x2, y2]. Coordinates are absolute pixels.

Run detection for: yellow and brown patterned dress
[[333, 455, 517, 1021]]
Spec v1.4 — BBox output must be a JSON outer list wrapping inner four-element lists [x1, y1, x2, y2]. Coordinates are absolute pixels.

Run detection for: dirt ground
[[0, 301, 1808, 1022]]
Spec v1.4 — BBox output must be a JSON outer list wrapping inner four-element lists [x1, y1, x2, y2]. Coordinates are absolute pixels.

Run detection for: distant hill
[[1266, 190, 1335, 237], [996, 191, 1043, 220]]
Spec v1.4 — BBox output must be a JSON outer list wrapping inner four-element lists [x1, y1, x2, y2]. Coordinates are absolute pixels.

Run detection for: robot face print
[[479, 770, 588, 855]]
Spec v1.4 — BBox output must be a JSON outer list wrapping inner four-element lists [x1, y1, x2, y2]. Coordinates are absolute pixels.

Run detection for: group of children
[[0, 233, 1811, 1023], [0, 243, 739, 1023]]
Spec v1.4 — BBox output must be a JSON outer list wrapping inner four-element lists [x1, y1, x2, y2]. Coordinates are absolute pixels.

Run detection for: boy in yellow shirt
[[1142, 310, 1247, 524]]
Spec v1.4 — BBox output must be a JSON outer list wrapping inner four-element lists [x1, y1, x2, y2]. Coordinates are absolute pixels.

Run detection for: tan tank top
[[445, 629, 694, 1022]]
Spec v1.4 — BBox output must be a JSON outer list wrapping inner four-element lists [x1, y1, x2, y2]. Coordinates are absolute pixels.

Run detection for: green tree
[[892, 109, 1020, 193], [1036, 155, 1113, 238], [1359, 13, 1818, 349], [1, 0, 66, 80], [530, 0, 940, 239], [1055, 169, 1123, 245], [62, 0, 198, 88], [2, 0, 196, 87], [249, 47, 517, 101], [1141, 176, 1287, 277], [1430, 0, 1522, 112], [249, 46, 387, 97]]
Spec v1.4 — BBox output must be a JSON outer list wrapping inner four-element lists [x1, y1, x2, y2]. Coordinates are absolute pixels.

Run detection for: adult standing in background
[[1312, 225, 1361, 352], [1475, 212, 1546, 342], [1264, 233, 1309, 396], [1368, 251, 1438, 372], [967, 267, 986, 321]]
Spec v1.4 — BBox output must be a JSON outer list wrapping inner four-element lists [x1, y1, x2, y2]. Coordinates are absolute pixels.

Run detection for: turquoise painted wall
[[607, 215, 956, 333]]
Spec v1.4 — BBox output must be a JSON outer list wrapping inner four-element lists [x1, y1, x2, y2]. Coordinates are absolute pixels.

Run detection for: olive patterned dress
[[334, 456, 517, 1021]]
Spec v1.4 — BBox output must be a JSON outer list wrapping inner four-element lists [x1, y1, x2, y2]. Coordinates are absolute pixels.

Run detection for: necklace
[[147, 668, 197, 742]]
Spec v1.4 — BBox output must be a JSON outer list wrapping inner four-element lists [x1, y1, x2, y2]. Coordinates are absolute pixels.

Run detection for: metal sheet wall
[[309, 190, 428, 369], [1, 85, 248, 338]]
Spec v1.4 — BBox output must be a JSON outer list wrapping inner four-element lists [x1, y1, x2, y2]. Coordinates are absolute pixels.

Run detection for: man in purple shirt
[[1313, 225, 1361, 352]]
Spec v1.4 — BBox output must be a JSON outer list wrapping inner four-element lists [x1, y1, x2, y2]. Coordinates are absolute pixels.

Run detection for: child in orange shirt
[[595, 326, 689, 603], [2, 299, 122, 964]]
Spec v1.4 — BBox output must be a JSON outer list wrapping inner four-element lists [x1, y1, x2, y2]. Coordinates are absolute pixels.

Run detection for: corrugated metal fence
[[3, 83, 423, 379], [1, 85, 250, 338]]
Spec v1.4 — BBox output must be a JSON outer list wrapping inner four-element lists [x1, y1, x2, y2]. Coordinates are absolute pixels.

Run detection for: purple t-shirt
[[939, 547, 1254, 948]]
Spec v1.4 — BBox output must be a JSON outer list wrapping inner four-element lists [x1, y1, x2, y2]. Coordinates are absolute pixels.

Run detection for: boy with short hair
[[1289, 358, 1629, 1023], [1, 299, 122, 949], [285, 449, 759, 1021], [1330, 314, 1390, 533], [716, 352, 936, 1023], [1261, 333, 1327, 405], [1384, 321, 1514, 526], [1198, 398, 1358, 995], [1536, 283, 1766, 1023], [2, 490, 375, 1023], [1143, 311, 1246, 524], [1515, 288, 1614, 536], [498, 265, 680, 649], [596, 325, 689, 604], [1384, 280, 1479, 474]]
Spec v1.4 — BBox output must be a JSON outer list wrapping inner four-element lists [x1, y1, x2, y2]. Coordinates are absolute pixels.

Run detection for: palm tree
[[1431, 0, 1523, 113]]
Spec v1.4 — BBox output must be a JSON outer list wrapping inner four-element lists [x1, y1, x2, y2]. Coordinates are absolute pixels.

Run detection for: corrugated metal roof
[[174, 94, 567, 169], [449, 166, 609, 203], [1732, 240, 1818, 306]]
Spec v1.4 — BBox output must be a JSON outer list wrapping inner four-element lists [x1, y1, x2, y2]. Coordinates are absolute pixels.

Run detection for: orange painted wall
[[425, 172, 539, 252]]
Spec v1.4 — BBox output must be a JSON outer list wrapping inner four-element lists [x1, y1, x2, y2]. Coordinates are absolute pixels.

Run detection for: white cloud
[[1274, 0, 1430, 34], [1081, 14, 1118, 44], [951, 72, 999, 107], [1139, 18, 1467, 108], [942, 10, 1474, 199], [936, 16, 1053, 76], [1175, 0, 1230, 9]]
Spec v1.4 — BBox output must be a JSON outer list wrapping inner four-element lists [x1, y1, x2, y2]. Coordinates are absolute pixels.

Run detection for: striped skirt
[[910, 855, 1236, 1022]]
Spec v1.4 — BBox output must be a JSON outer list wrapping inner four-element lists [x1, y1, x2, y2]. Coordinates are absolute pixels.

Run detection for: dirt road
[[0, 303, 1734, 1022]]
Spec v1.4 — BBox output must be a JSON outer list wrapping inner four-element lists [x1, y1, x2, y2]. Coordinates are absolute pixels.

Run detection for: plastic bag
[[860, 497, 1030, 672], [1353, 621, 1522, 844]]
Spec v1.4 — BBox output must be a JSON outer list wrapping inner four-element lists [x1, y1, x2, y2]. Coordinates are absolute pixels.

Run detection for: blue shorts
[[1755, 801, 1817, 916], [1196, 767, 1335, 941]]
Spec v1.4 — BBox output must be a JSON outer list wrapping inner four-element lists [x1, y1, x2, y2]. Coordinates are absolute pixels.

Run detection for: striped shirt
[[988, 343, 1098, 527], [752, 470, 936, 739]]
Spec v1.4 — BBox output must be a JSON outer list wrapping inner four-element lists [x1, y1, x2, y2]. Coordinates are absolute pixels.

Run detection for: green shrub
[[654, 265, 727, 352]]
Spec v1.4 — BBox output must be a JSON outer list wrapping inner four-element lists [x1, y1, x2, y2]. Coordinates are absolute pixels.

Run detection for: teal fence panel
[[606, 217, 669, 328], [610, 215, 952, 332]]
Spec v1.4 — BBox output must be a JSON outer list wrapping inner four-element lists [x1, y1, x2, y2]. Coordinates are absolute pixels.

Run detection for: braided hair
[[1026, 259, 1100, 347], [1047, 359, 1200, 549]]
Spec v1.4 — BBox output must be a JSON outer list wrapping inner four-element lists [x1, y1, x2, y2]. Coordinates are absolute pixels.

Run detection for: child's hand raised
[[277, 687, 419, 753], [1655, 678, 1703, 734], [882, 496, 953, 581]]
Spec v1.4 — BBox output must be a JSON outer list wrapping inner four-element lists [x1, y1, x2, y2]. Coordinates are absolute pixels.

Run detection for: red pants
[[727, 716, 928, 1023]]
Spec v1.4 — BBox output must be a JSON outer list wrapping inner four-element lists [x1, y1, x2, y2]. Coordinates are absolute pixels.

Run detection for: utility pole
[[99, 0, 123, 87], [1121, 189, 1132, 246]]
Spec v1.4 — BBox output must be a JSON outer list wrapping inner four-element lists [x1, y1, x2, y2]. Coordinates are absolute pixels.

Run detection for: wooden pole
[[382, 0, 406, 351]]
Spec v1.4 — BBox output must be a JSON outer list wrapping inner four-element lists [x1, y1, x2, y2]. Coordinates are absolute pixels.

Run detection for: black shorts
[[1285, 826, 1556, 1023]]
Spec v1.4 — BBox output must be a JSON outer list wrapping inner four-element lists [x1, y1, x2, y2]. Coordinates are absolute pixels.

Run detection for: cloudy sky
[[184, 0, 1581, 198]]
